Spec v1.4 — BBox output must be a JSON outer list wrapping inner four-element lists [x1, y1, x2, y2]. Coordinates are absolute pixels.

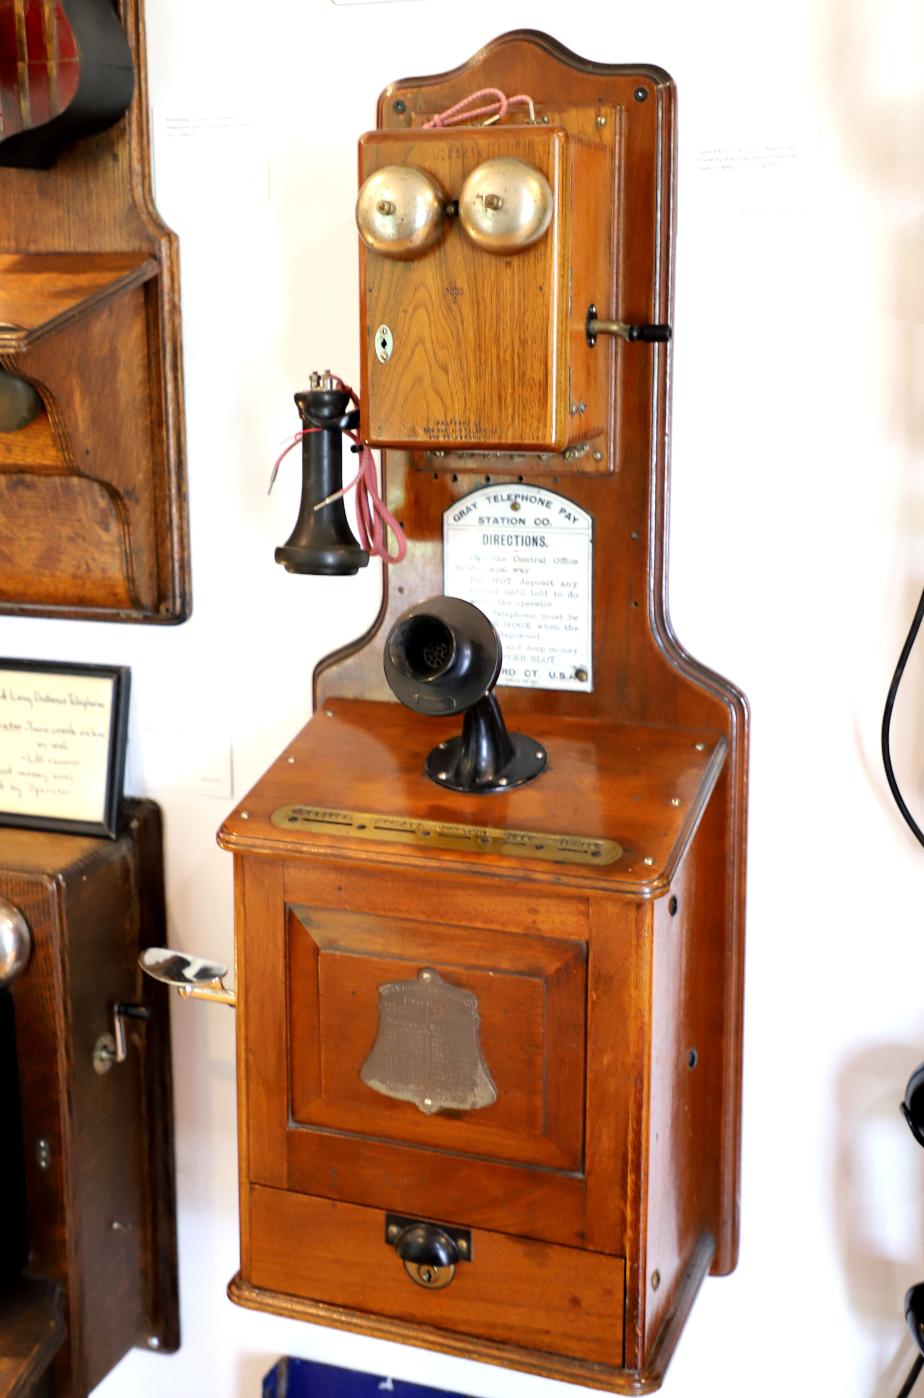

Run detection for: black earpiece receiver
[[902, 1063, 924, 1148], [383, 595, 547, 795]]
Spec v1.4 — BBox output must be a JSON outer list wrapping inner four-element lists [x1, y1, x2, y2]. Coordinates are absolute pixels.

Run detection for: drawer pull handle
[[391, 1219, 465, 1291]]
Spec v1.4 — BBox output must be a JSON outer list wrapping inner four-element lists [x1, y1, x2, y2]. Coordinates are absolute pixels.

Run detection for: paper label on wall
[[443, 484, 593, 692], [0, 669, 114, 821]]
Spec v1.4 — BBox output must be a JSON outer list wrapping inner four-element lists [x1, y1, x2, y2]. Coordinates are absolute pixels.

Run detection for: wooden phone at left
[[0, 0, 190, 623]]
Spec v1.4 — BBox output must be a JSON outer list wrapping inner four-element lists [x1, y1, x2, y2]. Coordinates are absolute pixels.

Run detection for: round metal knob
[[395, 1222, 459, 1290], [0, 897, 32, 986], [0, 371, 42, 432], [458, 157, 553, 253], [356, 164, 446, 259]]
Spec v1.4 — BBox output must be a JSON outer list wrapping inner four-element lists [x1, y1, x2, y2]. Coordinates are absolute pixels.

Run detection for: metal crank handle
[[585, 303, 672, 346], [138, 947, 236, 1007]]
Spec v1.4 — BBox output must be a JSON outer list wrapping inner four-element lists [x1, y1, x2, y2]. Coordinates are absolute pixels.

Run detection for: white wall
[[11, 0, 923, 1393]]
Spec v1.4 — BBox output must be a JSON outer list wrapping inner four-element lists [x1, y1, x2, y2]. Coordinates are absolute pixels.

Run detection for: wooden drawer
[[246, 1186, 625, 1367]]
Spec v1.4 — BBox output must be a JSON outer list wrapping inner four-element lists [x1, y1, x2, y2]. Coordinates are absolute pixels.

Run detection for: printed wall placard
[[444, 482, 593, 692], [0, 660, 130, 837]]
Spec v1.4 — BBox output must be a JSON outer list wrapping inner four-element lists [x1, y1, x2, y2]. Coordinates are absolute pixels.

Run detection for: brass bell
[[356, 164, 446, 258], [458, 157, 553, 253]]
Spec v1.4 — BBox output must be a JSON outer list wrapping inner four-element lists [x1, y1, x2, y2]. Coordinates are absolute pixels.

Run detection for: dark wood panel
[[0, 801, 178, 1395], [0, 1277, 64, 1397]]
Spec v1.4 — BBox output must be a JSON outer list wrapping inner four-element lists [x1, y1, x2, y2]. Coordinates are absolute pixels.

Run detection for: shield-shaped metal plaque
[[360, 967, 497, 1115]]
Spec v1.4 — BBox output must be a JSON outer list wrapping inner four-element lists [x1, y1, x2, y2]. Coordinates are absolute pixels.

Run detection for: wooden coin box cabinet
[[0, 801, 178, 1396], [216, 32, 748, 1397]]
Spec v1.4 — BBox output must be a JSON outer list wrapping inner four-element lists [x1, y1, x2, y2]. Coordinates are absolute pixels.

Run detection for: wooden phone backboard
[[316, 29, 749, 1283]]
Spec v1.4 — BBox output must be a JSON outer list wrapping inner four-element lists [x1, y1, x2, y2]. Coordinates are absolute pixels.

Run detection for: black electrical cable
[[881, 580, 924, 849], [897, 1353, 924, 1398]]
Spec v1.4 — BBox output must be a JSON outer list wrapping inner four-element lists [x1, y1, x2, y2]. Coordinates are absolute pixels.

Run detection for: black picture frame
[[0, 660, 130, 839]]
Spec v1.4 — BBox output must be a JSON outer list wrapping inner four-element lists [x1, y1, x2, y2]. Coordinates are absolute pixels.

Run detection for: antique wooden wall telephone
[[144, 30, 749, 1393], [0, 0, 189, 622]]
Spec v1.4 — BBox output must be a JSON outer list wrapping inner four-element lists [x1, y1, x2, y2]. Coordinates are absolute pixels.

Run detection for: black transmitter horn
[[275, 371, 369, 576], [383, 596, 548, 794]]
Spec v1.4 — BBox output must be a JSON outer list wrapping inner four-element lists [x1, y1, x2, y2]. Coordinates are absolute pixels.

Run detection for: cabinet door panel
[[288, 906, 586, 1172]]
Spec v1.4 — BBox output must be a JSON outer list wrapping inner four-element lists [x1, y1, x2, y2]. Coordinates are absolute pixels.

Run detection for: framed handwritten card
[[0, 660, 130, 838]]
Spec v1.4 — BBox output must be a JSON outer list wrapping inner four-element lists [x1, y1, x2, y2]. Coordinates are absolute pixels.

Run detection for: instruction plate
[[443, 484, 593, 692], [271, 805, 622, 867]]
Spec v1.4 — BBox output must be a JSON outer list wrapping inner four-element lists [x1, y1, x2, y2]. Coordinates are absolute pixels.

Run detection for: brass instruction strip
[[270, 805, 623, 867]]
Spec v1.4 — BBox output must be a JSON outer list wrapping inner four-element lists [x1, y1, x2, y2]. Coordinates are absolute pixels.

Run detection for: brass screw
[[593, 450, 604, 461], [670, 797, 680, 807], [377, 199, 396, 216], [643, 856, 654, 866], [387, 1223, 399, 1240], [457, 1238, 469, 1256], [240, 810, 250, 821], [484, 193, 504, 211], [575, 667, 589, 682], [694, 742, 706, 751], [286, 756, 295, 765], [596, 114, 607, 127], [651, 1270, 661, 1290]]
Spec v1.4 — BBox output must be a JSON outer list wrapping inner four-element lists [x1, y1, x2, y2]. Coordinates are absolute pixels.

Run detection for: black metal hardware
[[383, 596, 547, 794], [385, 1213, 471, 1290], [385, 1213, 471, 1262], [585, 303, 672, 348], [902, 1063, 924, 1147]]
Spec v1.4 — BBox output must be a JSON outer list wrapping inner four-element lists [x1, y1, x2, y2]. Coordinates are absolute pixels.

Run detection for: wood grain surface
[[220, 698, 726, 897], [360, 126, 570, 451], [0, 0, 189, 623], [0, 1276, 63, 1397], [247, 1186, 625, 1367], [227, 30, 749, 1394], [0, 801, 179, 1396], [318, 31, 749, 1289]]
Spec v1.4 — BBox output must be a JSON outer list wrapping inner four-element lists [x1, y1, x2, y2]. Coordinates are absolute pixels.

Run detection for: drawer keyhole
[[391, 1219, 464, 1291]]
